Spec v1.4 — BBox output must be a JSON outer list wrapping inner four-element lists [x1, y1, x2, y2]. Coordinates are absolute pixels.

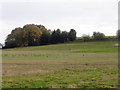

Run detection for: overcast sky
[[0, 0, 118, 44]]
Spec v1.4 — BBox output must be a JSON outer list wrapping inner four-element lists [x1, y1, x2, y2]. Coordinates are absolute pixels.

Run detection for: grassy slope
[[2, 40, 118, 88]]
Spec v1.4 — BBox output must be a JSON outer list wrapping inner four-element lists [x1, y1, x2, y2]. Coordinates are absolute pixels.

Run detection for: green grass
[[76, 36, 117, 40], [2, 40, 118, 88], [72, 48, 117, 53], [4, 40, 117, 51], [3, 69, 118, 88]]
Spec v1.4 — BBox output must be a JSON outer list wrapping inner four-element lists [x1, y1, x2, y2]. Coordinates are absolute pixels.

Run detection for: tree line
[[82, 32, 105, 41], [5, 24, 76, 48], [4, 24, 120, 48], [81, 30, 120, 42]]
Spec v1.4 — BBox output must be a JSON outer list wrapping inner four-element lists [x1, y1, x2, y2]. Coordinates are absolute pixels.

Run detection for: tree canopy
[[5, 24, 77, 48], [68, 29, 76, 41], [92, 32, 105, 40]]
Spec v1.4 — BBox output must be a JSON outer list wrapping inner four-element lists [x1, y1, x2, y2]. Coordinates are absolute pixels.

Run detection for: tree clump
[[92, 32, 105, 40], [5, 24, 76, 48]]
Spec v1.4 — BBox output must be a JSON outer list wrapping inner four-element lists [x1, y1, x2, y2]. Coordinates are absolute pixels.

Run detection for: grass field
[[2, 40, 118, 88]]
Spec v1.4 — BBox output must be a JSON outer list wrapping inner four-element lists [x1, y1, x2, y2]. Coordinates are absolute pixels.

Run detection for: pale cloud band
[[0, 0, 118, 44]]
